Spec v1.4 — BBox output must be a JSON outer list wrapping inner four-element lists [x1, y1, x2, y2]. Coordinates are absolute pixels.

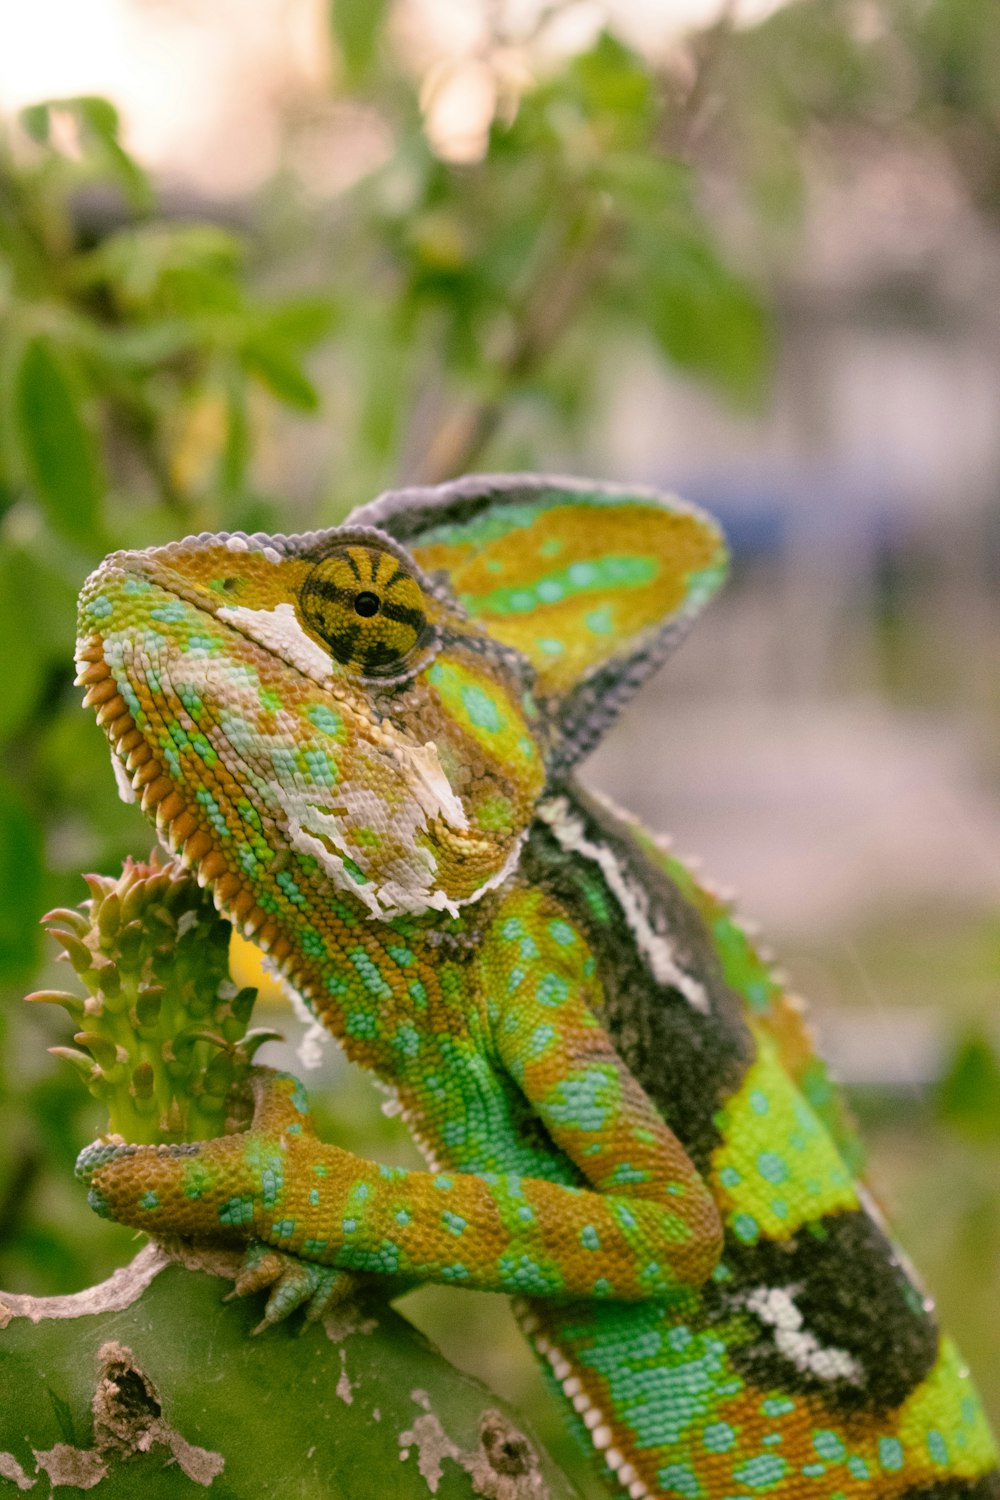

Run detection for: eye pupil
[[353, 591, 380, 618]]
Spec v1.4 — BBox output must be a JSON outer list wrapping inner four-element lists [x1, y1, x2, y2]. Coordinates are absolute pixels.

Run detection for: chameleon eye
[[300, 544, 435, 680]]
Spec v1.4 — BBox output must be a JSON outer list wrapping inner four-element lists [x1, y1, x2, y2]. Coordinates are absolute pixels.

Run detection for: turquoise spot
[[593, 1277, 612, 1297], [734, 1453, 787, 1489], [545, 1066, 615, 1131], [395, 1208, 411, 1227], [461, 684, 503, 732], [927, 1430, 949, 1466], [801, 1463, 826, 1478], [537, 637, 564, 656], [307, 703, 344, 738], [501, 917, 524, 939], [387, 945, 415, 967], [536, 578, 564, 603], [150, 601, 186, 623], [719, 1166, 742, 1189], [756, 1151, 789, 1185], [497, 1253, 559, 1295], [847, 1457, 870, 1480], [813, 1431, 845, 1463], [585, 606, 614, 635], [440, 1263, 469, 1282], [702, 1422, 736, 1454], [302, 1238, 327, 1255], [348, 948, 392, 1000], [391, 1023, 421, 1059], [528, 1023, 556, 1058], [342, 1217, 357, 1234], [731, 1212, 760, 1245], [441, 1210, 467, 1236], [878, 1438, 904, 1473], [770, 1198, 789, 1220], [433, 1175, 454, 1191], [345, 1010, 378, 1040], [139, 1191, 160, 1211], [260, 1162, 283, 1210], [276, 871, 305, 904], [87, 1187, 111, 1219], [667, 1325, 692, 1353], [309, 1188, 320, 1207], [303, 749, 337, 785], [609, 1162, 652, 1186], [761, 1397, 795, 1417], [656, 1464, 700, 1497], [536, 973, 570, 1007], [568, 561, 599, 587], [273, 1218, 296, 1239], [750, 1090, 770, 1115], [580, 1225, 600, 1251], [547, 919, 576, 947], [88, 595, 114, 620], [408, 980, 427, 1006], [218, 1195, 254, 1228]]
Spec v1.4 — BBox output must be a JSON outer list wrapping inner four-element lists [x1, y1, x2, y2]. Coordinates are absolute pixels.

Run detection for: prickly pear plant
[[28, 853, 274, 1145]]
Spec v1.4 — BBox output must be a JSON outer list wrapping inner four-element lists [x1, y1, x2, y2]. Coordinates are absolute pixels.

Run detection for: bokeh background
[[1, 1, 998, 1490]]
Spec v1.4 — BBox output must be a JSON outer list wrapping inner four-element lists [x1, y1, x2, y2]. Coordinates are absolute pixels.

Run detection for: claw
[[225, 1242, 356, 1333]]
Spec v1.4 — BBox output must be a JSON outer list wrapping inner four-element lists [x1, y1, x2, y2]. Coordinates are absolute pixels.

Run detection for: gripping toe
[[226, 1242, 357, 1332]]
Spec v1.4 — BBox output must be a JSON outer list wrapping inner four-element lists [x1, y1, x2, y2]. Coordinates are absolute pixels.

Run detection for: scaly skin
[[73, 474, 998, 1498]]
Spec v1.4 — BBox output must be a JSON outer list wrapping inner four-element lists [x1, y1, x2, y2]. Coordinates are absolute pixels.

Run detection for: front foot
[[75, 1069, 357, 1295], [227, 1243, 357, 1333]]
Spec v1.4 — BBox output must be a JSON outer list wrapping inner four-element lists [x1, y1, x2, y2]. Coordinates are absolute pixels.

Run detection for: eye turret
[[300, 544, 435, 680]]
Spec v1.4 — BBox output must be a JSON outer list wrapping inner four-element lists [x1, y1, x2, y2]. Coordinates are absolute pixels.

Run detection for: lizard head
[[77, 475, 725, 944]]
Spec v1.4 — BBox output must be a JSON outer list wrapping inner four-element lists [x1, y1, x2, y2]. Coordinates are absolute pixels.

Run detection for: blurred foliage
[[1, 0, 998, 1474]]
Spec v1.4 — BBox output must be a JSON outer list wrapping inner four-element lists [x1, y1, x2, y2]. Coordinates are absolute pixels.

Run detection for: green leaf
[[330, 0, 390, 84], [0, 545, 48, 737], [936, 1030, 1000, 1140], [259, 297, 340, 349], [0, 776, 43, 984], [242, 340, 320, 411], [634, 235, 771, 407], [14, 336, 106, 550], [18, 97, 152, 213]]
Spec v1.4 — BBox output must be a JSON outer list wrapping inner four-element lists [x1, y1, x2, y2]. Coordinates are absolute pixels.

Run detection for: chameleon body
[[74, 474, 999, 1498]]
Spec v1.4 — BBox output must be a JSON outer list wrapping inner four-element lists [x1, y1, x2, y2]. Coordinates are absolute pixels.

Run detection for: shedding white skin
[[744, 1285, 864, 1384], [537, 795, 710, 1013], [217, 601, 334, 687]]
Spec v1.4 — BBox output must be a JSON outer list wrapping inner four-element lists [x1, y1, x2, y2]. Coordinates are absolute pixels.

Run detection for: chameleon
[[72, 473, 999, 1498]]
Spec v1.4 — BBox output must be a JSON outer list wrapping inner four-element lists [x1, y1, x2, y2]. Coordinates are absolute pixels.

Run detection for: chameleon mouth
[[74, 635, 296, 961]]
